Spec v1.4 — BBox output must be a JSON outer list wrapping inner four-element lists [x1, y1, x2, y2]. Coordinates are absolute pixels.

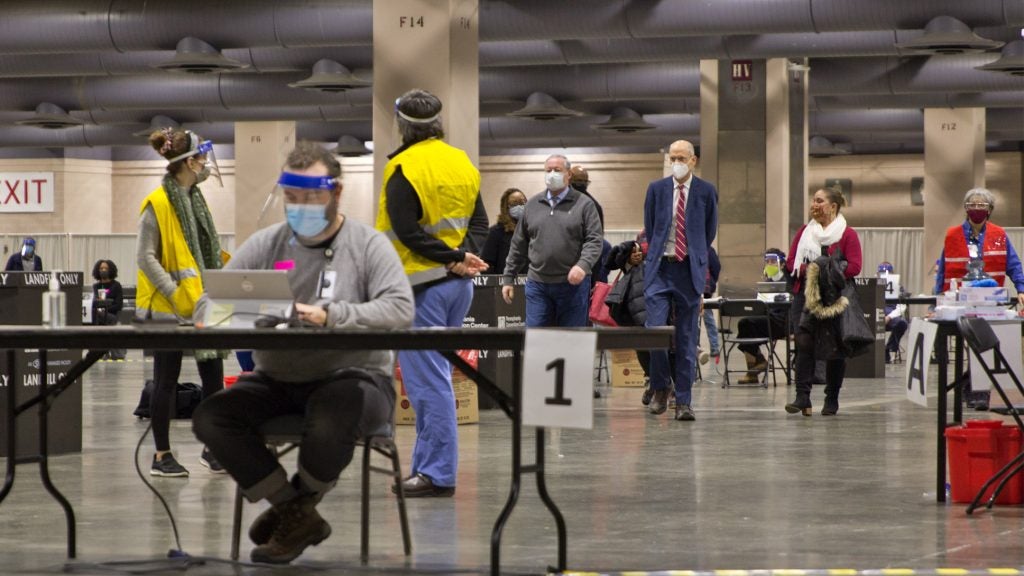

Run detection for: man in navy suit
[[643, 140, 718, 421]]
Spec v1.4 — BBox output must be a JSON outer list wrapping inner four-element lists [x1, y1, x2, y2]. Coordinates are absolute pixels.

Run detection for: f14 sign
[[0, 173, 55, 213]]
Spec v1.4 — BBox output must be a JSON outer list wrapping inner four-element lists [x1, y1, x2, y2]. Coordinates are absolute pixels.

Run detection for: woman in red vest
[[934, 187, 1024, 410]]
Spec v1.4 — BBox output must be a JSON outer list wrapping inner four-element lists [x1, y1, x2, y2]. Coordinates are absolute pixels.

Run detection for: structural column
[[372, 0, 479, 208], [701, 58, 795, 295], [922, 108, 985, 290], [233, 121, 296, 244]]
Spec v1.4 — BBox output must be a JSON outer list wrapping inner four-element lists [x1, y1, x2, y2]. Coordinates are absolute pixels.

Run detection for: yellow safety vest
[[135, 186, 205, 320], [377, 139, 480, 286]]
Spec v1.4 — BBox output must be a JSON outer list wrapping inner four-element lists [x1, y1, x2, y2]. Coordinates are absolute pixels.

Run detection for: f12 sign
[[0, 172, 55, 213]]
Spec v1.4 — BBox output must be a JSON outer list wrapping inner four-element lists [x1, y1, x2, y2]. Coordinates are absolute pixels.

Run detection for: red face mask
[[967, 209, 989, 225]]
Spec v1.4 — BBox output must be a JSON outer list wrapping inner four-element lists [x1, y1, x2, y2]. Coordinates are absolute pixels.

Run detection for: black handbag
[[839, 283, 874, 357]]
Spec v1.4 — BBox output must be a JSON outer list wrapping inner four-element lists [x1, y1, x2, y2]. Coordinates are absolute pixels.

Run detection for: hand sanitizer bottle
[[42, 271, 66, 328]]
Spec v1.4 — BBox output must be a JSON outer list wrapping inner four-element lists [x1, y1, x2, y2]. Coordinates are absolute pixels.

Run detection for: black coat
[[5, 253, 42, 271], [606, 240, 647, 327]]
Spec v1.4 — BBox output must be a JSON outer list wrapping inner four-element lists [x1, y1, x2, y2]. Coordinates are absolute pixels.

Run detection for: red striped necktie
[[675, 183, 687, 261]]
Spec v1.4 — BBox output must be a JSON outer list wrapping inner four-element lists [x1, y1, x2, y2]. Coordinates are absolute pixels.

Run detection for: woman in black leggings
[[136, 127, 226, 477]]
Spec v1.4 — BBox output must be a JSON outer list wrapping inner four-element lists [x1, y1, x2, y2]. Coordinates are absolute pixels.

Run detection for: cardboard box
[[394, 362, 479, 426], [610, 349, 646, 387]]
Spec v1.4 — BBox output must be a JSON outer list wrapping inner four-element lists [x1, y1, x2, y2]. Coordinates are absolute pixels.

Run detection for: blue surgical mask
[[285, 203, 330, 237]]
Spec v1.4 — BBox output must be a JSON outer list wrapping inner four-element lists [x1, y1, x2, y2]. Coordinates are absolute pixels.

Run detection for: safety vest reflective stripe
[[382, 216, 471, 243], [168, 268, 200, 282], [407, 267, 449, 286]]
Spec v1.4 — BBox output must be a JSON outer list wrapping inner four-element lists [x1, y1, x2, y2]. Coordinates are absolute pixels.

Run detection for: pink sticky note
[[274, 260, 295, 271]]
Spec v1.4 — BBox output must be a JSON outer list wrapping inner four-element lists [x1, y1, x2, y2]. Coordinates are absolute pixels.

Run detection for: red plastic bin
[[945, 420, 1023, 505]]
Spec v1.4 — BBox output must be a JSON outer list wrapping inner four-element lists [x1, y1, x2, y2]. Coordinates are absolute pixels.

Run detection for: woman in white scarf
[[784, 187, 862, 417]]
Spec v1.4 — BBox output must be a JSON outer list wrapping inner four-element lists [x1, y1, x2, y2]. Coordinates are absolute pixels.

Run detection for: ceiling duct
[[507, 92, 583, 121], [592, 107, 657, 132], [15, 102, 84, 129], [976, 39, 1024, 76], [132, 115, 180, 137], [287, 59, 371, 92], [894, 16, 1004, 55], [153, 37, 247, 74], [333, 134, 370, 156], [809, 135, 850, 158]]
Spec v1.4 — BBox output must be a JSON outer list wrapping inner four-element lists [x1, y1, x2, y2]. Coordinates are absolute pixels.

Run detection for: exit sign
[[731, 60, 752, 82]]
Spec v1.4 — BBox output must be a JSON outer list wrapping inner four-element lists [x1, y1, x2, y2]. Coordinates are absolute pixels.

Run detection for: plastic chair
[[955, 316, 1024, 514], [229, 414, 412, 563], [718, 300, 775, 388]]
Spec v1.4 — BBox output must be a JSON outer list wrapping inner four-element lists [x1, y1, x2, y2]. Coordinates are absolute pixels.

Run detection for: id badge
[[968, 243, 979, 259], [319, 270, 336, 299]]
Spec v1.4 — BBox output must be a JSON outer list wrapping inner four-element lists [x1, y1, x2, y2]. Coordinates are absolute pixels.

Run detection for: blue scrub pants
[[397, 277, 473, 488]]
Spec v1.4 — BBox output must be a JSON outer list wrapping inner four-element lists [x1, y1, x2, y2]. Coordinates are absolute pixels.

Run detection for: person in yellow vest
[[137, 127, 227, 477], [376, 89, 489, 498], [934, 187, 1024, 411]]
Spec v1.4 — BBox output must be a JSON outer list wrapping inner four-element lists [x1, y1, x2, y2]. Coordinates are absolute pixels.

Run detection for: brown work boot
[[248, 505, 280, 545], [250, 494, 331, 564]]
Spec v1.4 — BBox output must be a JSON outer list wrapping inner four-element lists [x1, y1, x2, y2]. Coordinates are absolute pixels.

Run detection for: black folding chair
[[955, 316, 1024, 514], [229, 414, 412, 562], [718, 300, 776, 388]]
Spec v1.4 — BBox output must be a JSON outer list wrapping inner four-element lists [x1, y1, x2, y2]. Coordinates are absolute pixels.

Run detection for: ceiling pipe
[[479, 0, 1023, 41]]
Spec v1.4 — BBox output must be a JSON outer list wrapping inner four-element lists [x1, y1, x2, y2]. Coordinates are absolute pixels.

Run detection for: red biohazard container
[[945, 420, 1023, 505]]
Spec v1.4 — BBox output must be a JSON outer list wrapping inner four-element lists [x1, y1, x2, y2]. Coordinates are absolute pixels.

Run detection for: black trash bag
[[133, 380, 203, 419]]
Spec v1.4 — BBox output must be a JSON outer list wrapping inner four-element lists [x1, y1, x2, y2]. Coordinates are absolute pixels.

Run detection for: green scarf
[[162, 174, 221, 273], [163, 174, 227, 361]]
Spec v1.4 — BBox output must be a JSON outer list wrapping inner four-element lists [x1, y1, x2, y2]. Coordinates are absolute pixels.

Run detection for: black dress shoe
[[674, 404, 695, 421], [392, 473, 455, 498], [648, 389, 670, 415]]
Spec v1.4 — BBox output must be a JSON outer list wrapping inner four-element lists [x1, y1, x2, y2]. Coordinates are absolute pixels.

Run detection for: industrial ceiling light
[[333, 135, 371, 156], [809, 135, 850, 158], [288, 59, 372, 92], [507, 92, 584, 121], [132, 115, 181, 137], [15, 102, 84, 129], [895, 16, 1004, 55], [153, 37, 247, 74], [975, 39, 1024, 76], [592, 107, 657, 133]]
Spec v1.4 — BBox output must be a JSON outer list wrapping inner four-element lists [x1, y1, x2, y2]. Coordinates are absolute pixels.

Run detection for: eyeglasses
[[965, 202, 990, 209]]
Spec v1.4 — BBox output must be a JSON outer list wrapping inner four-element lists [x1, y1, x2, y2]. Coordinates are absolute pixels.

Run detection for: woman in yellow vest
[[137, 128, 226, 477]]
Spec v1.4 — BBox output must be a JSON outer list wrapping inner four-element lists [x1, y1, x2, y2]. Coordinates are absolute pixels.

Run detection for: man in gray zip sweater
[[193, 142, 415, 565], [501, 154, 603, 327]]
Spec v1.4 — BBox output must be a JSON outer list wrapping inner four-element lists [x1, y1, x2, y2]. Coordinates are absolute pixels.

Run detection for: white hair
[[964, 188, 996, 210], [545, 154, 571, 170]]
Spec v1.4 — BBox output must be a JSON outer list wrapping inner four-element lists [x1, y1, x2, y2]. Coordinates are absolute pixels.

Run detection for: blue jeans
[[398, 278, 474, 488], [703, 308, 720, 355], [524, 278, 591, 327]]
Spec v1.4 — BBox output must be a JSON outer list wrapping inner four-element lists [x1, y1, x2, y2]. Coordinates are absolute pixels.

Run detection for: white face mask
[[544, 170, 564, 191], [671, 161, 690, 180]]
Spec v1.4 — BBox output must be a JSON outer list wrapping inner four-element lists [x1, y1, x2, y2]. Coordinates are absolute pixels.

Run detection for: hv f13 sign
[[0, 173, 55, 213]]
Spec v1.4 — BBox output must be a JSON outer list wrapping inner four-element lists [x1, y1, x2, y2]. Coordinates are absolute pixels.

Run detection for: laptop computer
[[756, 281, 787, 294], [203, 269, 294, 328]]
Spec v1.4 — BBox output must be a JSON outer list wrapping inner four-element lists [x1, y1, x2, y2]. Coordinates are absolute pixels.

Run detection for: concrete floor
[[1, 353, 1023, 575]]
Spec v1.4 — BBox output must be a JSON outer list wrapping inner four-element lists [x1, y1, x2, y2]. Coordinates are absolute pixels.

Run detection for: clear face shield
[[763, 253, 782, 279], [257, 172, 338, 236], [167, 132, 222, 187]]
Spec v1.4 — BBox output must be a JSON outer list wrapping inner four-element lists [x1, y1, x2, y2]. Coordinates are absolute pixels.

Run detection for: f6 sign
[[0, 173, 55, 213]]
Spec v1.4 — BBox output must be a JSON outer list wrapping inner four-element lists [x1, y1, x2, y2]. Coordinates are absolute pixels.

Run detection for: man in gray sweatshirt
[[193, 142, 415, 565], [501, 154, 603, 328]]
